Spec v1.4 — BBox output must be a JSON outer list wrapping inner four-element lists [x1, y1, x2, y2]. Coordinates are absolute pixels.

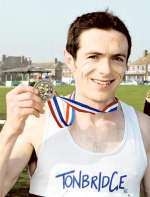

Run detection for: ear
[[64, 49, 76, 73]]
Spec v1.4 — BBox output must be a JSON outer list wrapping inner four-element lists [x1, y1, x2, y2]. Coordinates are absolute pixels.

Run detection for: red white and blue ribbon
[[47, 93, 119, 128]]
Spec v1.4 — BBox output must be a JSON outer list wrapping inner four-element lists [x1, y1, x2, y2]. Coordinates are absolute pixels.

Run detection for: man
[[0, 11, 150, 197]]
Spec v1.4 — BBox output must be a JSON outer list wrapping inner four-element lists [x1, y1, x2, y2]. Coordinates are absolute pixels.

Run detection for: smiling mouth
[[91, 79, 115, 86]]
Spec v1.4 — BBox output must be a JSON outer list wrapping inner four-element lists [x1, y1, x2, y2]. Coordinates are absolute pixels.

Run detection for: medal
[[34, 80, 55, 102]]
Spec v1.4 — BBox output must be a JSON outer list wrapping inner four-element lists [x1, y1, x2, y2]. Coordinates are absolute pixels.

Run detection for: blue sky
[[0, 0, 149, 62]]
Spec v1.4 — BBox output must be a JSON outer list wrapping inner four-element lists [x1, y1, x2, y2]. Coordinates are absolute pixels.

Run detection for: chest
[[69, 117, 124, 153]]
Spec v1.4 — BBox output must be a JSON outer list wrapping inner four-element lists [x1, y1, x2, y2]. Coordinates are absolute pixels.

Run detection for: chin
[[87, 93, 115, 103]]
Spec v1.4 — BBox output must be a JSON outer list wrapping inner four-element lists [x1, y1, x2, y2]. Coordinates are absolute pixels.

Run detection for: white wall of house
[[125, 64, 150, 81]]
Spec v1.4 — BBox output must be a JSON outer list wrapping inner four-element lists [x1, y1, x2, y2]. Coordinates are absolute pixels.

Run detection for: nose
[[96, 58, 112, 75]]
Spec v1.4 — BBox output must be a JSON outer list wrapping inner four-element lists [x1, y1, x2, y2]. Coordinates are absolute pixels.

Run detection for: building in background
[[1, 50, 150, 86], [1, 55, 31, 83], [125, 63, 149, 82], [0, 55, 66, 85], [126, 50, 150, 83]]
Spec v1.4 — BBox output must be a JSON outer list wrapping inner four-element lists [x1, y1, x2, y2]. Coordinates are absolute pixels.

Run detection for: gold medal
[[34, 80, 55, 102]]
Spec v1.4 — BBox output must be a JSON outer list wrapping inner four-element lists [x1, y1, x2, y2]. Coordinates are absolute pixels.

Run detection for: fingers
[[17, 93, 44, 113], [17, 92, 43, 104], [6, 85, 44, 119], [18, 100, 44, 114], [19, 108, 41, 118], [10, 85, 38, 95], [6, 86, 39, 104], [16, 89, 44, 113]]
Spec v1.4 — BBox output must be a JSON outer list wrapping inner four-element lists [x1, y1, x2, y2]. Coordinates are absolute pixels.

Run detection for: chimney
[[144, 50, 148, 56], [2, 54, 6, 62], [55, 58, 58, 64], [21, 56, 25, 64]]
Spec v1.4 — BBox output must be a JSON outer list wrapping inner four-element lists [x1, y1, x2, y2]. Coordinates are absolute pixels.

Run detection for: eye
[[88, 55, 98, 60], [112, 56, 125, 63]]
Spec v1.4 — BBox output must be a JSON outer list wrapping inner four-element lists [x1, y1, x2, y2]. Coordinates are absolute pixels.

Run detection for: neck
[[72, 93, 119, 129], [75, 94, 116, 111], [72, 107, 120, 131]]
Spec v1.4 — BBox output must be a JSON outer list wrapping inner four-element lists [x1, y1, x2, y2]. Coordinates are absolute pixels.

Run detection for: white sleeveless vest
[[29, 101, 147, 197]]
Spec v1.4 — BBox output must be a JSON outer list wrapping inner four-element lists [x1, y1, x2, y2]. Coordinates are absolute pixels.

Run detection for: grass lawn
[[0, 87, 12, 118], [0, 85, 149, 196], [116, 85, 149, 111]]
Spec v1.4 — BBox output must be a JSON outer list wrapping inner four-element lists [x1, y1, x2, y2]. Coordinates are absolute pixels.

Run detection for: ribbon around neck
[[47, 92, 119, 128]]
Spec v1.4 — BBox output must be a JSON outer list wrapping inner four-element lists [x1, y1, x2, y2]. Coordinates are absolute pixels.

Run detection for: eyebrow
[[86, 51, 127, 58], [86, 52, 103, 56], [112, 53, 127, 58]]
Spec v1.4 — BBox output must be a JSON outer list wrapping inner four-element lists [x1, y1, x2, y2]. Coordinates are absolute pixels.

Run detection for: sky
[[0, 0, 150, 63]]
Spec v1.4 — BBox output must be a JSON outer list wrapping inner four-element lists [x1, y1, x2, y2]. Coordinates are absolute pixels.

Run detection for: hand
[[5, 85, 44, 134]]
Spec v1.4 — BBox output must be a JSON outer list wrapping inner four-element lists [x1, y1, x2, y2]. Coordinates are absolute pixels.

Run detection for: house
[[125, 51, 150, 82]]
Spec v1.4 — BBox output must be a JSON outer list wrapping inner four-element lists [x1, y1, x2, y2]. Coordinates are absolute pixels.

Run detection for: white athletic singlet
[[29, 100, 147, 197]]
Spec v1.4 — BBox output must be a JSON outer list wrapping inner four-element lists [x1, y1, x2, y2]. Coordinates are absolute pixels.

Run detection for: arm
[[137, 112, 150, 196], [0, 124, 33, 195], [0, 85, 44, 196], [143, 151, 150, 197]]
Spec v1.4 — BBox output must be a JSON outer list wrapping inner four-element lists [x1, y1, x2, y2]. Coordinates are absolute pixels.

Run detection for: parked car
[[143, 80, 150, 85], [53, 80, 66, 86], [120, 80, 138, 85], [70, 79, 75, 85]]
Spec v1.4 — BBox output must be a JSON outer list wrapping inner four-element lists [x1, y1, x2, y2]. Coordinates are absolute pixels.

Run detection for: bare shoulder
[[19, 102, 48, 152], [136, 111, 150, 151], [136, 112, 150, 193]]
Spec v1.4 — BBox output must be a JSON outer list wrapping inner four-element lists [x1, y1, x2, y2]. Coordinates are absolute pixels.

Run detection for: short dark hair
[[66, 11, 132, 60]]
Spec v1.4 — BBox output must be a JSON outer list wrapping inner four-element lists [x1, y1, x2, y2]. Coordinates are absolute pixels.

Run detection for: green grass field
[[0, 85, 149, 196]]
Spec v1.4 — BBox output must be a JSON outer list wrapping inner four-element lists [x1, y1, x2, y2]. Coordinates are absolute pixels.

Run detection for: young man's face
[[68, 28, 128, 104]]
